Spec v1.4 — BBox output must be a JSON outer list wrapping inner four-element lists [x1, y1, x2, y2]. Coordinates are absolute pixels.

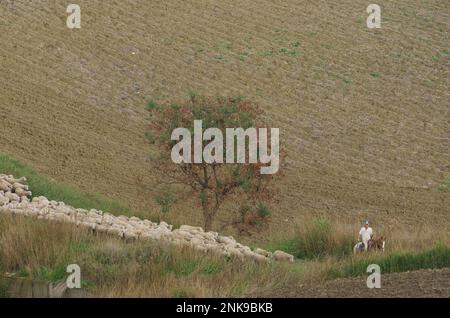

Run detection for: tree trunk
[[200, 188, 220, 232], [203, 212, 213, 232], [201, 191, 213, 231]]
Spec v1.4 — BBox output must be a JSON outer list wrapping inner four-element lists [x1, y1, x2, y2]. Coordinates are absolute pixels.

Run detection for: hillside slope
[[1, 0, 449, 236]]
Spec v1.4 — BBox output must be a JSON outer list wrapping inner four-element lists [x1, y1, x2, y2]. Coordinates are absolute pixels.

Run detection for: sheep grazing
[[273, 250, 295, 263]]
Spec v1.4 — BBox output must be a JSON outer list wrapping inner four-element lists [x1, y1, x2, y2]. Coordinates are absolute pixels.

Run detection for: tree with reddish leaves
[[145, 94, 284, 232]]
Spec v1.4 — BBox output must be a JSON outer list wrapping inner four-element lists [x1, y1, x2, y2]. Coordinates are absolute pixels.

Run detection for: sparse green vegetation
[[32, 265, 67, 282], [261, 45, 300, 58], [238, 52, 250, 61], [433, 50, 450, 61], [370, 72, 382, 79], [256, 203, 271, 218], [438, 180, 450, 191]]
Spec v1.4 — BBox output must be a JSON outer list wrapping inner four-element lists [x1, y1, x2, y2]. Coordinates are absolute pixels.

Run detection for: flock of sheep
[[0, 174, 294, 263]]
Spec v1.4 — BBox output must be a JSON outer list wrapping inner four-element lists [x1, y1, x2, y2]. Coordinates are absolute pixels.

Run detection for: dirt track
[[0, 1, 449, 233], [256, 268, 450, 298]]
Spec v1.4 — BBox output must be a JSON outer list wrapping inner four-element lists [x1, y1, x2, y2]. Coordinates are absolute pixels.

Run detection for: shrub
[[256, 203, 271, 218], [155, 188, 176, 213], [266, 218, 354, 259], [438, 180, 450, 191]]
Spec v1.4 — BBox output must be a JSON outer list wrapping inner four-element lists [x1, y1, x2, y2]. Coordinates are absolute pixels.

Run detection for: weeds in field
[[261, 46, 300, 58], [438, 180, 450, 191], [370, 72, 382, 78]]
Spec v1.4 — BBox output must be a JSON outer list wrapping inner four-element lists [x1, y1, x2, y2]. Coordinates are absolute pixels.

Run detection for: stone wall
[[0, 174, 294, 263]]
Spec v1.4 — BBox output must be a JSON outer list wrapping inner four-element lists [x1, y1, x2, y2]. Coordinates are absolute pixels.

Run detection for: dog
[[368, 236, 385, 252]]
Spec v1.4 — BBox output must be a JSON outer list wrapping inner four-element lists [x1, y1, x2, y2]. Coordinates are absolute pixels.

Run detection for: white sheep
[[0, 196, 10, 206], [12, 182, 29, 190], [273, 250, 294, 263], [4, 192, 20, 202], [15, 187, 31, 197], [254, 248, 273, 258], [0, 180, 12, 192]]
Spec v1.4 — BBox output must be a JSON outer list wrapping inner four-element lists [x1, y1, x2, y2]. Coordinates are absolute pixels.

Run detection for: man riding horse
[[357, 220, 373, 251], [353, 220, 385, 253]]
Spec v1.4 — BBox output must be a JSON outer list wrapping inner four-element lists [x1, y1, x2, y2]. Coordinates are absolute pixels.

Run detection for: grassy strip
[[0, 154, 130, 215], [265, 218, 354, 260], [328, 244, 450, 279]]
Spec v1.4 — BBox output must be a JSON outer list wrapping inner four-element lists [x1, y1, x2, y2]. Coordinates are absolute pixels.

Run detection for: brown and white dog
[[368, 236, 385, 252]]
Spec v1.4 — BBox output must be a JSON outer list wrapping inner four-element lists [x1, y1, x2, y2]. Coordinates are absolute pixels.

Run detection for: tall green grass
[[265, 218, 354, 259], [328, 244, 450, 279], [0, 154, 130, 215]]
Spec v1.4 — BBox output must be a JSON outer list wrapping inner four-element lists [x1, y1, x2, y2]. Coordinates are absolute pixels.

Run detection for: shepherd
[[354, 220, 373, 252], [353, 220, 385, 253]]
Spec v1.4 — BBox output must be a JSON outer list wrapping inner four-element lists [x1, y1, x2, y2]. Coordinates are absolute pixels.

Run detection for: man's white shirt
[[359, 227, 373, 242]]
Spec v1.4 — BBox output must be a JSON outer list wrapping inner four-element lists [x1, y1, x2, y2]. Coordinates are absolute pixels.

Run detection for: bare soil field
[[0, 1, 449, 236], [255, 267, 450, 298]]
